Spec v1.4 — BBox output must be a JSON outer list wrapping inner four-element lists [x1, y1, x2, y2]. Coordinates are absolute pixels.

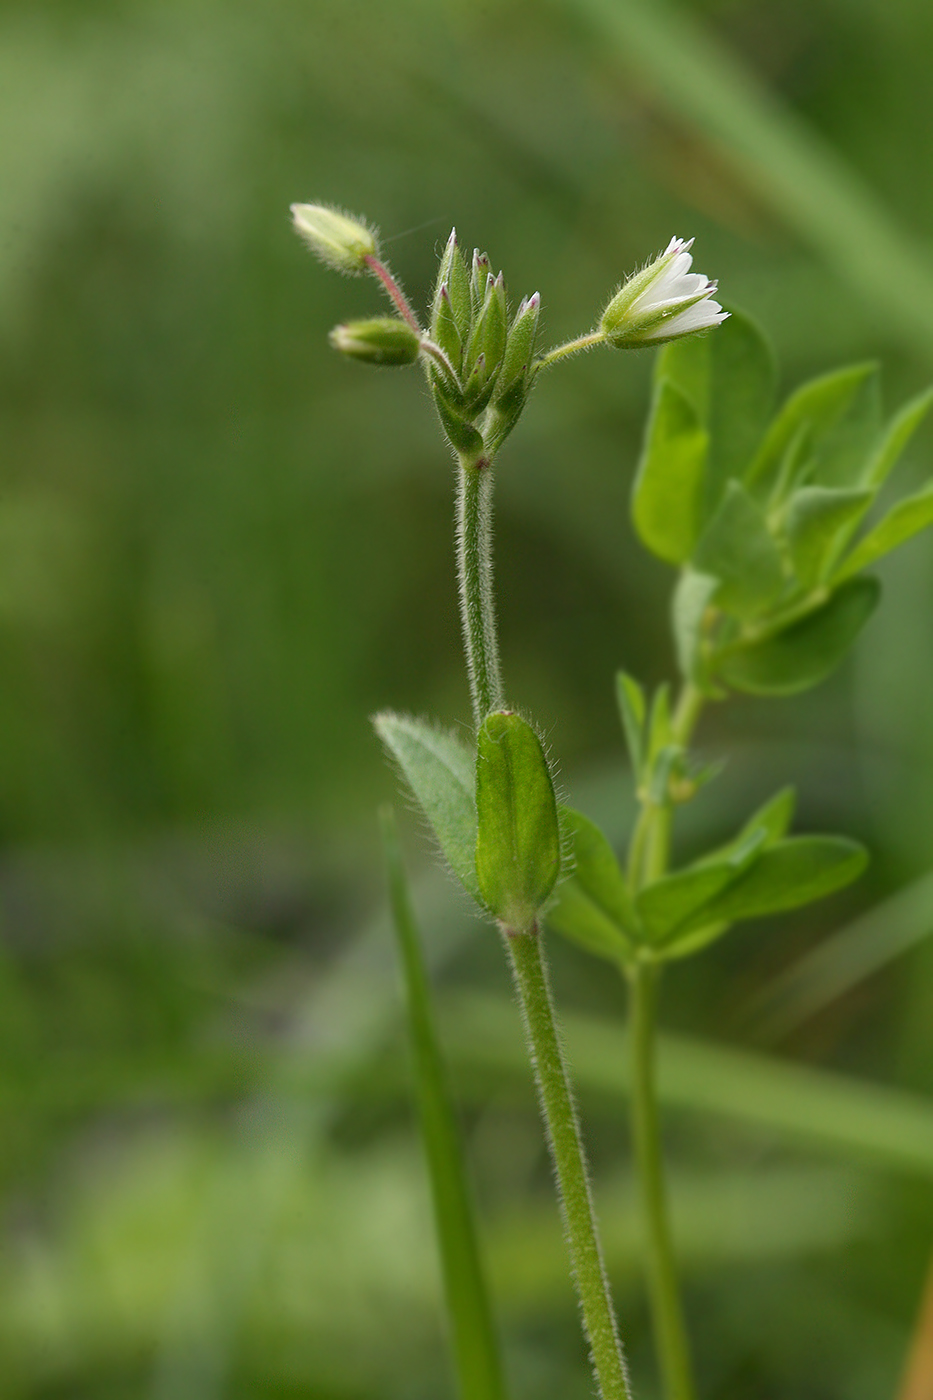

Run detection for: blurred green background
[[4, 0, 933, 1395]]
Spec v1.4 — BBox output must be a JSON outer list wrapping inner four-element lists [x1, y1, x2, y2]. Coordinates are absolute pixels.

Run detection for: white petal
[[640, 298, 728, 341]]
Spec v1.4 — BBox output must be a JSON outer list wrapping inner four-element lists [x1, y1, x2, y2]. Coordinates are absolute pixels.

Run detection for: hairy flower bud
[[601, 237, 727, 348], [291, 202, 378, 275], [329, 317, 421, 366]]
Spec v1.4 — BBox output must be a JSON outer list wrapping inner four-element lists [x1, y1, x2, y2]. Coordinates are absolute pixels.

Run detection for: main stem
[[455, 443, 629, 1398], [456, 455, 504, 727], [508, 928, 632, 1400], [627, 681, 704, 1400]]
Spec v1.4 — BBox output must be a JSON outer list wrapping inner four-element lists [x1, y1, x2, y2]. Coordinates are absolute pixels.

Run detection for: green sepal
[[672, 570, 719, 687], [746, 362, 878, 502], [692, 480, 785, 619], [673, 836, 868, 936], [546, 807, 638, 963], [466, 274, 506, 381], [784, 485, 874, 589], [833, 482, 933, 583], [373, 712, 480, 902], [475, 712, 561, 930], [658, 307, 776, 523], [615, 670, 647, 779], [632, 377, 709, 564], [635, 826, 768, 943], [715, 576, 880, 695]]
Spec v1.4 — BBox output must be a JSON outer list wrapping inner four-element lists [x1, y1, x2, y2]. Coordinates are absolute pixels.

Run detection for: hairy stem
[[507, 926, 632, 1400], [628, 960, 696, 1400], [456, 456, 504, 726], [534, 329, 606, 371], [363, 253, 422, 332]]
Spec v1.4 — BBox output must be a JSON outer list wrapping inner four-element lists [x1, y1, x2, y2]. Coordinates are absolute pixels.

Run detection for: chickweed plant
[[293, 202, 933, 1400]]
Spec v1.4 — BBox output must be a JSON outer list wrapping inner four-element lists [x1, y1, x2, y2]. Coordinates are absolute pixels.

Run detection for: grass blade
[[380, 806, 507, 1400]]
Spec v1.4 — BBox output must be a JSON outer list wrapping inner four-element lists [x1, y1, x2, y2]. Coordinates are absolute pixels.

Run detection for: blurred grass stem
[[507, 926, 631, 1400], [626, 681, 704, 1400]]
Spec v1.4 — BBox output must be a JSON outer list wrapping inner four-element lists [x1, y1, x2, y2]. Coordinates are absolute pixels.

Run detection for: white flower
[[600, 236, 728, 348]]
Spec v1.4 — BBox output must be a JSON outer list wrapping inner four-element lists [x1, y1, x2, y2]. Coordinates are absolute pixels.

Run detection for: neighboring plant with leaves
[[292, 202, 933, 1400]]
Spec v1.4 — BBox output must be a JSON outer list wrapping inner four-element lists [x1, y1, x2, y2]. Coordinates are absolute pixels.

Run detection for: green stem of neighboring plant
[[508, 926, 632, 1400], [457, 453, 504, 727], [627, 958, 696, 1400], [625, 680, 704, 1400]]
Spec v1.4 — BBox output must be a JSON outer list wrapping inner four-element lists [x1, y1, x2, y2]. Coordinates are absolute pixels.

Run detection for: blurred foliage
[[3, 0, 933, 1395]]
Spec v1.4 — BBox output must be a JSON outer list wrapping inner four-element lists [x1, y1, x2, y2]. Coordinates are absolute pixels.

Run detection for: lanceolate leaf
[[747, 363, 878, 501], [373, 712, 480, 902], [615, 671, 646, 779], [636, 827, 768, 942], [632, 377, 708, 564], [861, 386, 933, 490], [692, 480, 785, 619], [475, 712, 560, 931], [833, 482, 933, 583], [716, 576, 880, 695], [675, 836, 868, 935], [784, 485, 874, 589], [380, 807, 506, 1400], [547, 807, 637, 963]]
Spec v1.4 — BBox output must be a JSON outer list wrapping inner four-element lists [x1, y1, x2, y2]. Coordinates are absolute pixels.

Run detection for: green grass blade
[[442, 993, 933, 1178], [561, 0, 933, 357], [380, 807, 507, 1400]]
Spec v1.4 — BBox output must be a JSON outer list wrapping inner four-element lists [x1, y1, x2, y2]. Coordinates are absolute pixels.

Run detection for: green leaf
[[632, 378, 709, 564], [671, 569, 719, 686], [546, 807, 637, 963], [862, 386, 933, 490], [615, 671, 646, 778], [373, 712, 480, 901], [636, 826, 768, 942], [833, 482, 933, 583], [676, 836, 868, 933], [734, 786, 797, 847], [379, 807, 506, 1400], [659, 307, 776, 522], [716, 576, 880, 695], [809, 365, 881, 490], [747, 363, 878, 501], [692, 480, 785, 619], [475, 712, 560, 930], [784, 485, 874, 589]]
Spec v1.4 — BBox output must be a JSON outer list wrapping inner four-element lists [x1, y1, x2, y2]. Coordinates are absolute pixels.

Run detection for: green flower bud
[[471, 250, 491, 313], [465, 271, 506, 380], [291, 202, 378, 276], [430, 286, 463, 375], [600, 237, 727, 348], [329, 317, 421, 366], [475, 711, 561, 931], [494, 292, 540, 404], [432, 229, 472, 342]]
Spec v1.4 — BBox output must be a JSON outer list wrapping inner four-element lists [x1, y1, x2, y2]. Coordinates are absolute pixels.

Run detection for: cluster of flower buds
[[292, 200, 730, 464], [427, 230, 540, 462]]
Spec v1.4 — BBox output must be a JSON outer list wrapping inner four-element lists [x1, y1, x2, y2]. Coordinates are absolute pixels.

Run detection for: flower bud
[[600, 236, 727, 348], [329, 318, 421, 366], [291, 202, 378, 276], [432, 229, 472, 342]]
